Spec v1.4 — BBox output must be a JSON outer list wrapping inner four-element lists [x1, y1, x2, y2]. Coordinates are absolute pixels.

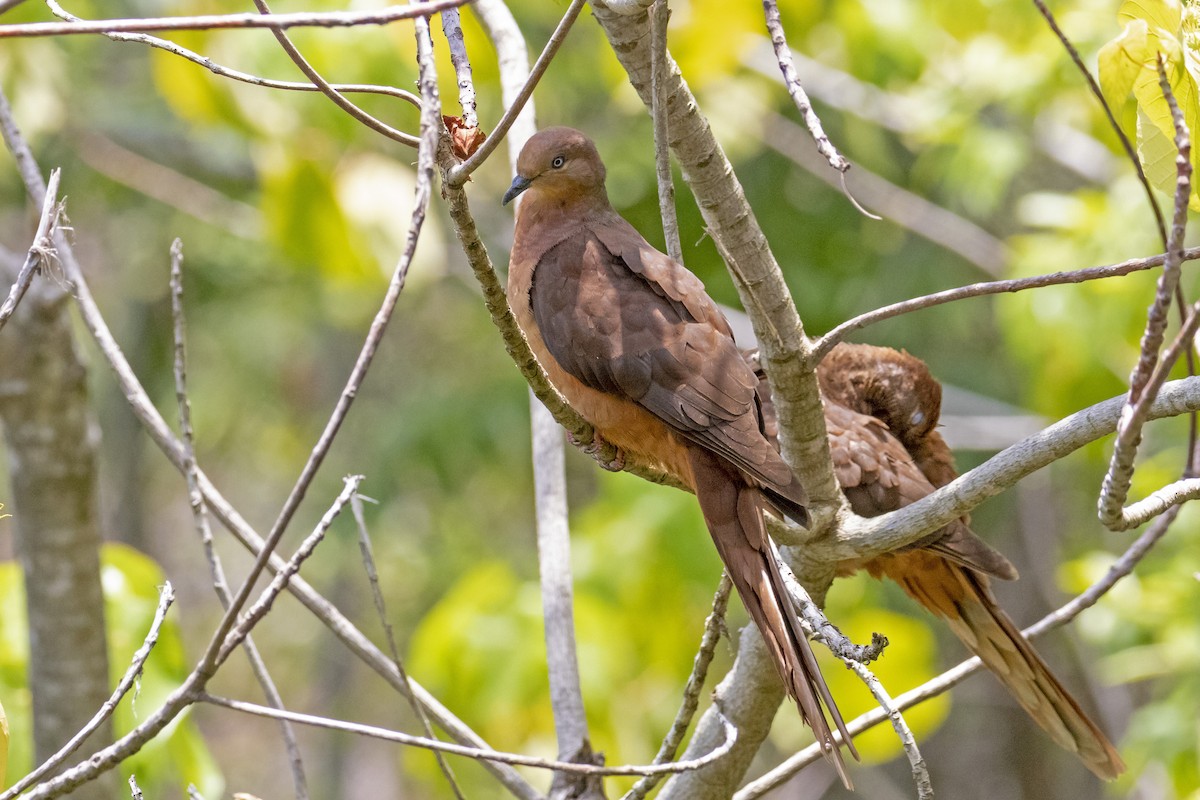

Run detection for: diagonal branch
[[590, 0, 844, 532], [350, 494, 466, 799], [812, 247, 1200, 363], [170, 240, 309, 800], [44, 0, 420, 122], [759, 0, 848, 174], [1, 585, 175, 800], [838, 376, 1200, 560], [1030, 0, 1166, 247]]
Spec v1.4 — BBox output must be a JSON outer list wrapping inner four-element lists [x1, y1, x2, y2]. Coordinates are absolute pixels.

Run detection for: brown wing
[[529, 230, 806, 513]]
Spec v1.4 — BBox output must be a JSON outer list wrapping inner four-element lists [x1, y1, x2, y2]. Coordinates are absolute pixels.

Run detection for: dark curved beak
[[502, 175, 532, 206]]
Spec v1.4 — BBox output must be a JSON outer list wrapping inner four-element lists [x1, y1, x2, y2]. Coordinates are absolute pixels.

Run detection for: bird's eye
[[551, 155, 566, 169]]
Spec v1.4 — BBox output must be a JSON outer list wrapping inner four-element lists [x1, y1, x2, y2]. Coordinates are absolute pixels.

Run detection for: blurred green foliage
[[0, 0, 1197, 797], [0, 545, 221, 798]]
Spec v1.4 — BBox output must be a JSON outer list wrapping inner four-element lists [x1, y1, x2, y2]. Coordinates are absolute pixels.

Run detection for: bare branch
[[649, 0, 682, 264], [350, 493, 466, 799], [215, 474, 363, 666], [835, 376, 1200, 561], [43, 0, 419, 136], [812, 248, 1200, 364], [250, 0, 419, 146], [446, 0, 586, 185], [0, 0, 473, 38], [760, 0, 848, 174], [1099, 57, 1195, 530], [191, 23, 442, 686], [199, 693, 739, 778], [440, 7, 478, 128], [1, 584, 174, 800], [170, 240, 309, 800], [845, 660, 933, 800], [622, 575, 732, 800], [777, 556, 886, 664], [0, 167, 60, 332], [533, 391, 604, 796]]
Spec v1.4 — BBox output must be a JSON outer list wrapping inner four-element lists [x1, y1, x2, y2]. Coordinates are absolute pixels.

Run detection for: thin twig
[[250, 0, 418, 146], [811, 247, 1200, 365], [649, 0, 682, 264], [0, 168, 60, 333], [777, 556, 887, 664], [845, 661, 933, 800], [762, 108, 1006, 277], [349, 493, 466, 800], [1099, 57, 1193, 530], [441, 7, 478, 128], [736, 506, 1179, 798], [44, 0, 420, 112], [1030, 0, 1167, 247], [199, 693, 740, 778], [170, 240, 309, 800], [191, 18, 443, 689], [760, 0, 848, 174], [446, 0, 586, 185], [2, 585, 175, 800], [216, 476, 363, 664], [0, 84, 539, 800], [0, 0, 472, 37], [622, 575, 732, 800]]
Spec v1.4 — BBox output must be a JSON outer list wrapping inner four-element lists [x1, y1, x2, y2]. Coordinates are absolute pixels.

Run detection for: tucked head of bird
[[502, 126, 608, 206]]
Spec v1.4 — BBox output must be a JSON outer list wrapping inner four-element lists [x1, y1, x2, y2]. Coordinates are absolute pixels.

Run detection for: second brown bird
[[787, 342, 1125, 780]]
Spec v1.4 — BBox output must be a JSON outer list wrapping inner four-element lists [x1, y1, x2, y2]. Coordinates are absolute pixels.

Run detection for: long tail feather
[[688, 447, 856, 788], [874, 550, 1126, 780]]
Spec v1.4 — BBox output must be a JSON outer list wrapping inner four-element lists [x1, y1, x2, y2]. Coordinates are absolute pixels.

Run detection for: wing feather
[[529, 231, 799, 495]]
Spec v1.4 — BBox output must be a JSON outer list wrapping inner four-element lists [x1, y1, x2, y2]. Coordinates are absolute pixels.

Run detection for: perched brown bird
[[757, 342, 1125, 780], [504, 127, 856, 785]]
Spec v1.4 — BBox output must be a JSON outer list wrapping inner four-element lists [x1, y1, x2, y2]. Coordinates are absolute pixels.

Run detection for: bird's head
[[502, 127, 608, 207]]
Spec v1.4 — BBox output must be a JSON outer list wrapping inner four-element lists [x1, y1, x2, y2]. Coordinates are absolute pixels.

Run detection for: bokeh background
[[0, 0, 1197, 797]]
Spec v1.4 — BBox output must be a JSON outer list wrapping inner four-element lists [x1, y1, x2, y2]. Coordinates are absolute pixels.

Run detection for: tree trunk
[[0, 249, 117, 798]]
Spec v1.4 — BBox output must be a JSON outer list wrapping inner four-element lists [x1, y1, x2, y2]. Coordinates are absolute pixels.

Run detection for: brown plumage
[[757, 342, 1125, 780], [504, 127, 856, 786]]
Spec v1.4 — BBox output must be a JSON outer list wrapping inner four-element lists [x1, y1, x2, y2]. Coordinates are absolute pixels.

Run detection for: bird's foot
[[567, 430, 626, 472]]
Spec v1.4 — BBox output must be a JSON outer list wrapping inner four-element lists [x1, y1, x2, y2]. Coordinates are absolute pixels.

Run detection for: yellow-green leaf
[[1099, 19, 1152, 109], [1119, 0, 1182, 32]]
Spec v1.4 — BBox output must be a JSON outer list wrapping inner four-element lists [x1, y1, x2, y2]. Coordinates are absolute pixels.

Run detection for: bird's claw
[[567, 430, 626, 472]]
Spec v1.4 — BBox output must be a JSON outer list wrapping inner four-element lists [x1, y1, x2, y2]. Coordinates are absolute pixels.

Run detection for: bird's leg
[[566, 429, 626, 472]]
